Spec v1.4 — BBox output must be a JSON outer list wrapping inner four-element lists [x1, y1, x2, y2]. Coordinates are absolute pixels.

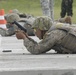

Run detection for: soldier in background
[[60, 0, 73, 18], [40, 0, 54, 21], [15, 16, 76, 54], [8, 9, 34, 18], [0, 13, 35, 36]]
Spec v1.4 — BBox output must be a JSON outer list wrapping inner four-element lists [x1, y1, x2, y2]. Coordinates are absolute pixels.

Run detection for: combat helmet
[[12, 9, 19, 14], [32, 16, 53, 30], [6, 13, 20, 23]]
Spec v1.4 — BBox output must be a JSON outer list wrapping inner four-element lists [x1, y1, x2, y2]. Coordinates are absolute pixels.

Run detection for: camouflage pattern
[[0, 13, 35, 36], [40, 0, 50, 17], [1, 13, 21, 36], [12, 9, 19, 14], [6, 13, 20, 23], [40, 0, 54, 21], [0, 22, 19, 36], [9, 9, 34, 18], [0, 27, 15, 36], [23, 17, 35, 36], [58, 18, 65, 23], [0, 28, 8, 36], [60, 0, 73, 18], [23, 23, 76, 54], [23, 29, 66, 54], [32, 16, 53, 30]]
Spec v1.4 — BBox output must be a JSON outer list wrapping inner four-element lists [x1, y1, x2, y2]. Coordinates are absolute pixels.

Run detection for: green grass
[[0, 0, 76, 23], [0, 0, 42, 15]]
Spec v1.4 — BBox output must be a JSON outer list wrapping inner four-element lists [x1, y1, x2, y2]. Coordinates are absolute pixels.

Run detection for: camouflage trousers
[[40, 0, 54, 21]]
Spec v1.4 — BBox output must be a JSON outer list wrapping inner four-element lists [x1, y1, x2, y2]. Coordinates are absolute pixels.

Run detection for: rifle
[[12, 21, 27, 32]]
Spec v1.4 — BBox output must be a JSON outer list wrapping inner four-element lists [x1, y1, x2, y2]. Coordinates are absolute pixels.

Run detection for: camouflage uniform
[[23, 17, 76, 54], [0, 13, 35, 36], [60, 0, 73, 18], [0, 13, 20, 36], [9, 9, 34, 18], [40, 0, 54, 21]]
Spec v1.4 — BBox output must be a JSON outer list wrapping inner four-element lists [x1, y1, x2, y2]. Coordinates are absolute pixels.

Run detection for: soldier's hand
[[15, 30, 28, 39]]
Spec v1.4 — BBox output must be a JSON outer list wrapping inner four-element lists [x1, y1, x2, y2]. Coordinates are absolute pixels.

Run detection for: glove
[[15, 30, 27, 39]]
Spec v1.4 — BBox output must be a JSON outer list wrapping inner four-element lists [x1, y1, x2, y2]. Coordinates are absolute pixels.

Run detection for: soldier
[[0, 13, 35, 36], [8, 9, 34, 18], [60, 0, 73, 18], [40, 0, 54, 21], [0, 13, 19, 36], [15, 16, 76, 54]]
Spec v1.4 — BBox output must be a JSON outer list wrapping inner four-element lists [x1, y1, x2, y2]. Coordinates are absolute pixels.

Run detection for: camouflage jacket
[[23, 24, 76, 54], [23, 29, 67, 54]]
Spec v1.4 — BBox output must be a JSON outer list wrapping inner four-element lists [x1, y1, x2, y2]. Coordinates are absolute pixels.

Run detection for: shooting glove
[[15, 30, 27, 39]]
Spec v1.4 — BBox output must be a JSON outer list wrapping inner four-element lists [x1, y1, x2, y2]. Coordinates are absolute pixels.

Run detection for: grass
[[0, 0, 76, 23], [0, 0, 42, 15]]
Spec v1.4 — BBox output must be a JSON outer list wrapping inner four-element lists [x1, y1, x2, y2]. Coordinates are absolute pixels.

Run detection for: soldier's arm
[[23, 30, 66, 54], [23, 35, 54, 54]]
